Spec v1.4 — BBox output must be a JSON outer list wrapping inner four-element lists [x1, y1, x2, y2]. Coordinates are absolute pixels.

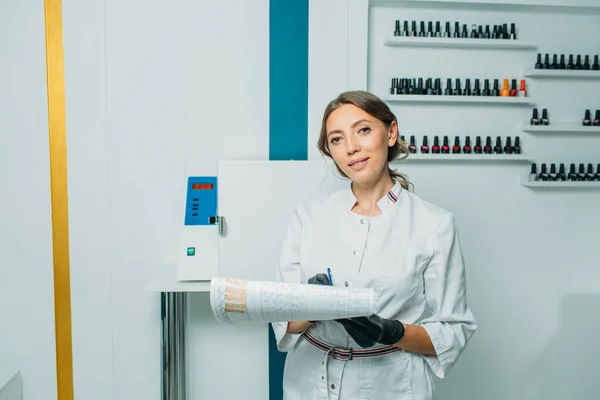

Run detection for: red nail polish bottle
[[463, 137, 472, 153], [509, 79, 517, 97], [452, 136, 461, 153], [519, 79, 527, 97]]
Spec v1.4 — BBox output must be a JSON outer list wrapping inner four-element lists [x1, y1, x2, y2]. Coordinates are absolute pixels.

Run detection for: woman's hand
[[336, 314, 405, 348]]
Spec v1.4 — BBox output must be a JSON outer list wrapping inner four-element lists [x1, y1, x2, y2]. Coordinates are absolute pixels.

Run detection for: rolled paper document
[[210, 277, 375, 325]]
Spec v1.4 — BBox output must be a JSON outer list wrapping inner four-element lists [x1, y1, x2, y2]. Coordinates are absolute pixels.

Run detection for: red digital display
[[192, 183, 213, 190]]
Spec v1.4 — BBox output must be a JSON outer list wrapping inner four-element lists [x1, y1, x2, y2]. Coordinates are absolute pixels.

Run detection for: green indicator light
[[187, 247, 195, 256]]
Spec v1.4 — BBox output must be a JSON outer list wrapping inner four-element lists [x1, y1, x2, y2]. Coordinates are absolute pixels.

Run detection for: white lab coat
[[272, 180, 477, 400]]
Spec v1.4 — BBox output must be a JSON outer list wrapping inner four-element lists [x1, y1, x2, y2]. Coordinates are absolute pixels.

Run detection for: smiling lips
[[348, 157, 369, 170]]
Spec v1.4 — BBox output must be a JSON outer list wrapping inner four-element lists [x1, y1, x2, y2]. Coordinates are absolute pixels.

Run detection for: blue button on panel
[[184, 176, 217, 226]]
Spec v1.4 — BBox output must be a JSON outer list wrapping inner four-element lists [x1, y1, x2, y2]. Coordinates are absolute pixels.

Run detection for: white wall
[[0, 1, 58, 399], [63, 0, 269, 399]]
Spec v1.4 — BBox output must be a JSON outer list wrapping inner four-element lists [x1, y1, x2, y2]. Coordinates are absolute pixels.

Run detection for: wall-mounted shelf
[[386, 94, 534, 105], [520, 175, 600, 188], [384, 36, 537, 50], [397, 154, 531, 162], [144, 265, 211, 292], [520, 121, 600, 134], [522, 69, 600, 79], [372, 0, 600, 14]]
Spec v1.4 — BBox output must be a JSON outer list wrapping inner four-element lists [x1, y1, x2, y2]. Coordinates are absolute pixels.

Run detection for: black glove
[[307, 273, 332, 286], [336, 314, 405, 348], [307, 273, 332, 322]]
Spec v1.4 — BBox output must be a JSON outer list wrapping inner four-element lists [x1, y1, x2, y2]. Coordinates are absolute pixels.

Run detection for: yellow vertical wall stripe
[[43, 0, 74, 399]]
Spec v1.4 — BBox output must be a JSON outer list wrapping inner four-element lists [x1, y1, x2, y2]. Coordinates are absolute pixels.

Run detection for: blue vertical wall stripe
[[269, 0, 309, 399]]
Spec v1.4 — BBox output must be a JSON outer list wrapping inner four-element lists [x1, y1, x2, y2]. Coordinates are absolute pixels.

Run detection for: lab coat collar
[[345, 179, 403, 214]]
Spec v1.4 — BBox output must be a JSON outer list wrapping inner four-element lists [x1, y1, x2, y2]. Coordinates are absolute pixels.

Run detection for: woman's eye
[[330, 137, 341, 144], [359, 127, 370, 134]]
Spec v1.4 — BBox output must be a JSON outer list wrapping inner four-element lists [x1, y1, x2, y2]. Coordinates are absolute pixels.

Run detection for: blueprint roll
[[209, 277, 375, 325]]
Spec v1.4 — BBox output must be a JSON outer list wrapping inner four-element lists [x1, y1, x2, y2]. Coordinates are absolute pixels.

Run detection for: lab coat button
[[321, 376, 324, 380], [353, 250, 359, 256], [360, 218, 366, 224], [330, 384, 336, 390], [344, 281, 349, 287]]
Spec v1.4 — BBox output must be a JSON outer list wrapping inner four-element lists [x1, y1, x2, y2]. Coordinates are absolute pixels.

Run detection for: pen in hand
[[327, 267, 333, 285]]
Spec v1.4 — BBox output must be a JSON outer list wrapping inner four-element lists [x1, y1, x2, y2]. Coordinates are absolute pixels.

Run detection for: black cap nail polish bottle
[[549, 164, 558, 181], [559, 55, 566, 69], [504, 136, 513, 154], [394, 20, 401, 36], [417, 78, 424, 94], [477, 25, 483, 39], [442, 136, 450, 153], [427, 21, 434, 37], [432, 136, 440, 153], [470, 24, 477, 38], [444, 78, 452, 95], [452, 136, 461, 153], [411, 21, 417, 37], [453, 22, 460, 38], [492, 79, 500, 96], [558, 164, 567, 181], [474, 136, 482, 154], [502, 23, 508, 39], [575, 55, 582, 69], [463, 137, 472, 153], [529, 163, 538, 181], [409, 135, 417, 153], [595, 164, 600, 181], [492, 25, 498, 39], [513, 136, 521, 154], [530, 108, 539, 125], [583, 55, 591, 70], [435, 21, 442, 37], [390, 78, 397, 95], [567, 54, 575, 69], [420, 136, 429, 153], [539, 164, 549, 181], [482, 79, 490, 96], [461, 24, 468, 38], [583, 109, 591, 126], [444, 21, 450, 37], [419, 21, 425, 37], [510, 23, 516, 39], [586, 163, 595, 181], [473, 79, 481, 96], [543, 54, 550, 69], [454, 79, 462, 96], [464, 78, 472, 96], [578, 163, 587, 180], [484, 25, 491, 39], [541, 109, 549, 125], [550, 54, 558, 69], [593, 110, 600, 126], [493, 136, 502, 154], [568, 163, 578, 181], [403, 21, 409, 36], [484, 136, 492, 154], [592, 55, 600, 71], [535, 53, 543, 69], [426, 78, 434, 95], [435, 78, 442, 95]]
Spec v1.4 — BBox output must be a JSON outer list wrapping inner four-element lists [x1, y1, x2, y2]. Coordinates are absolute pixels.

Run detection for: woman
[[272, 91, 477, 399]]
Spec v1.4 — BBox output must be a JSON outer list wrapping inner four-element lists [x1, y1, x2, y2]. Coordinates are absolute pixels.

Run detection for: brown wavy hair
[[317, 90, 412, 191]]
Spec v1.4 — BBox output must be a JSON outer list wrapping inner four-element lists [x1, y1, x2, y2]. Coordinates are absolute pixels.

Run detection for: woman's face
[[325, 104, 397, 185]]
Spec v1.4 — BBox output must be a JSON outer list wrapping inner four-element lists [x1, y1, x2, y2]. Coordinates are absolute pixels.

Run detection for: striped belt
[[301, 330, 403, 361]]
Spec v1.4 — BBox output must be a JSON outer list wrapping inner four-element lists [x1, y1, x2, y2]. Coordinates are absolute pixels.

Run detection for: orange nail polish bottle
[[519, 79, 527, 97], [500, 79, 510, 97]]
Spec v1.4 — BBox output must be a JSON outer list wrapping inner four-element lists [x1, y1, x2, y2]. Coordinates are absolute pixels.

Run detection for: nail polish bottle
[[593, 110, 600, 126], [482, 79, 491, 96], [435, 78, 442, 95], [592, 55, 600, 71], [502, 23, 509, 39], [411, 21, 417, 37], [543, 54, 550, 69], [583, 109, 591, 126], [493, 136, 502, 154], [453, 22, 460, 38], [484, 136, 493, 154], [435, 21, 441, 37], [567, 54, 575, 69], [484, 25, 491, 39], [390, 78, 398, 95], [530, 108, 539, 125], [500, 79, 510, 97], [509, 79, 517, 97], [464, 79, 472, 96], [492, 25, 498, 39], [518, 79, 527, 97], [541, 108, 549, 125], [400, 135, 405, 144], [583, 55, 591, 70], [427, 21, 433, 37], [477, 25, 484, 39], [403, 21, 409, 36], [548, 164, 558, 181], [417, 78, 424, 94], [558, 164, 567, 181], [534, 53, 543, 69], [470, 24, 477, 38], [420, 136, 429, 153], [586, 163, 595, 181], [513, 136, 521, 154], [575, 55, 582, 69], [461, 24, 468, 38], [538, 164, 549, 181], [559, 55, 566, 69], [474, 136, 482, 154], [453, 78, 462, 96], [492, 79, 500, 96], [568, 163, 578, 181], [595, 164, 600, 181], [394, 20, 401, 36], [578, 163, 587, 180], [550, 54, 558, 69], [409, 135, 417, 153], [432, 136, 440, 153], [444, 78, 452, 95], [510, 23, 516, 39], [529, 163, 538, 181], [472, 79, 481, 96], [426, 78, 434, 95], [408, 79, 416, 94], [419, 21, 426, 37], [444, 22, 450, 37], [504, 136, 513, 154], [442, 136, 450, 153], [463, 137, 472, 153], [452, 136, 461, 153]]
